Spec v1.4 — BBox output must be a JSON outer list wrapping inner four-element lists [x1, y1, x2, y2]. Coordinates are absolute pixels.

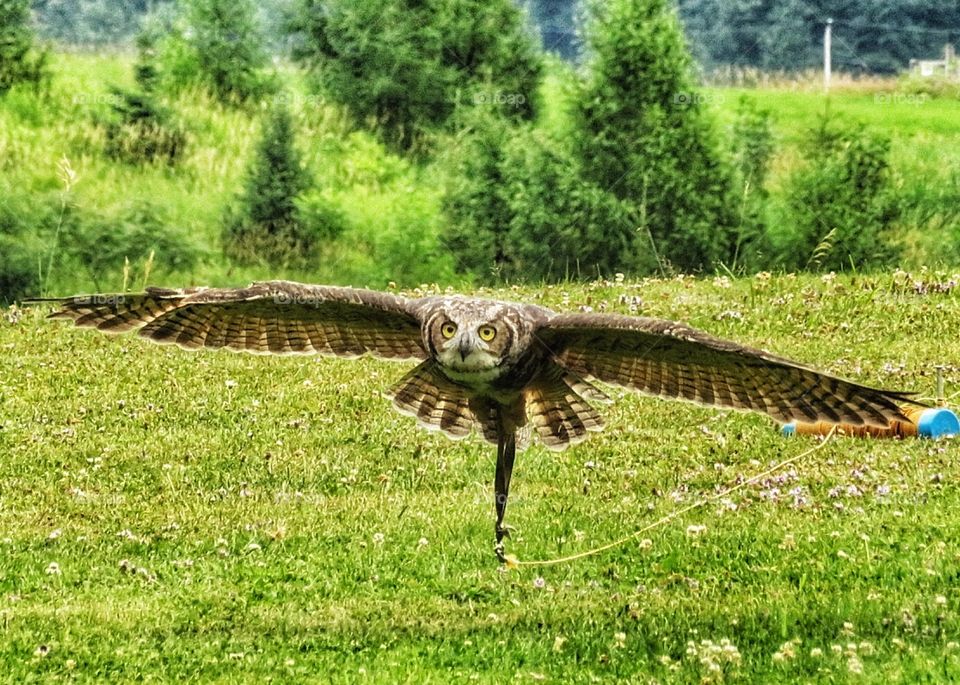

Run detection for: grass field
[[3, 271, 960, 682]]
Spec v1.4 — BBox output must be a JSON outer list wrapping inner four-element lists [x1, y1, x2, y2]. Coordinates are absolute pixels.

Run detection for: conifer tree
[[222, 106, 315, 266], [575, 0, 740, 273], [0, 0, 48, 95]]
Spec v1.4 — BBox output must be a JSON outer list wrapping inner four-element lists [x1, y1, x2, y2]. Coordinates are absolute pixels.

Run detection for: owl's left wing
[[35, 281, 427, 360], [536, 313, 918, 427]]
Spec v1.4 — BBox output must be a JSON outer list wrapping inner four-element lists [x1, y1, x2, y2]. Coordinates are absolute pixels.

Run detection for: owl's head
[[423, 298, 526, 374]]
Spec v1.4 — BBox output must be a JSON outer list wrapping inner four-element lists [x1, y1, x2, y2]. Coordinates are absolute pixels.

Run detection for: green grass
[[3, 270, 960, 681]]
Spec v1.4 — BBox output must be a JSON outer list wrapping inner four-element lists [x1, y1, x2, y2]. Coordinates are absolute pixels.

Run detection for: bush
[[0, 0, 49, 96], [65, 201, 203, 291], [780, 117, 902, 271], [296, 189, 347, 244], [574, 0, 740, 274], [0, 228, 43, 304], [729, 96, 776, 271], [222, 105, 325, 267], [0, 187, 61, 303], [291, 0, 542, 151], [442, 113, 651, 282]]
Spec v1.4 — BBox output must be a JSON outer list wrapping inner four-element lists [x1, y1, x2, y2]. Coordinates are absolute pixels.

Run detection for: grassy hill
[[4, 53, 960, 303], [2, 271, 959, 681], [0, 52, 456, 299]]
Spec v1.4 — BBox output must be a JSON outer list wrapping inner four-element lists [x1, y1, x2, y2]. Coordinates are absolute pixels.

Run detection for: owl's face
[[423, 299, 520, 375]]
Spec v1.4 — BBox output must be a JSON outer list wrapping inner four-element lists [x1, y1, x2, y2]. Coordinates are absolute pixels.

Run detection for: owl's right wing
[[536, 312, 918, 427], [33, 281, 428, 361]]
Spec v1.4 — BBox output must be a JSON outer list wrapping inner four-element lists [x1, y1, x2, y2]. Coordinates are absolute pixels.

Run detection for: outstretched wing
[[34, 281, 427, 360], [536, 313, 918, 427]]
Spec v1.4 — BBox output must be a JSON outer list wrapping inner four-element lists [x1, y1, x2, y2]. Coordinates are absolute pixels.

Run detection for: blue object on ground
[[915, 407, 960, 438]]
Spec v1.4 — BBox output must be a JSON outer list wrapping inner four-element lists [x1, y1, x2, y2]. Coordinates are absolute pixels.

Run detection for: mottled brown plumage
[[35, 280, 918, 561]]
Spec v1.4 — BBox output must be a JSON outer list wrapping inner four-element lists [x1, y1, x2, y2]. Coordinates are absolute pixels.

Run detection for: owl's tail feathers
[[525, 371, 605, 451], [28, 288, 194, 333], [389, 362, 476, 440]]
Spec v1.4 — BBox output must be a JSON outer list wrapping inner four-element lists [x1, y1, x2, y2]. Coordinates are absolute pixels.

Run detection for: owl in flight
[[38, 281, 916, 562]]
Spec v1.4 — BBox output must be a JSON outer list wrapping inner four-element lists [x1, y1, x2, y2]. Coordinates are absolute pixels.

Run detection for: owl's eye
[[440, 322, 458, 339], [478, 325, 496, 342]]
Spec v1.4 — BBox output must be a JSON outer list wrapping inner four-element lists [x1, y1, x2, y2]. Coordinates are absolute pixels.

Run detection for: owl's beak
[[458, 335, 475, 361]]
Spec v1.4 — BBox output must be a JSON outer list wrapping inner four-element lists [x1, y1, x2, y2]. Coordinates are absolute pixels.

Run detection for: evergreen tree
[[442, 111, 649, 282], [222, 106, 319, 266], [291, 0, 542, 151], [152, 0, 270, 104], [0, 0, 48, 95], [574, 0, 740, 273], [104, 30, 185, 165], [184, 0, 269, 102]]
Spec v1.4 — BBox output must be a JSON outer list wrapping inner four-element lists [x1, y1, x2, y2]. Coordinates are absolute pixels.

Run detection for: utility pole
[[824, 18, 833, 93]]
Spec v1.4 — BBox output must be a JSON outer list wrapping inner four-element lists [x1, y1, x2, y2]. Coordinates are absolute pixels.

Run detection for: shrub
[[574, 0, 740, 274], [0, 0, 49, 96], [0, 229, 42, 304], [781, 116, 902, 271], [442, 113, 651, 282], [66, 201, 203, 291], [222, 105, 324, 267], [296, 189, 347, 245], [729, 96, 776, 271], [0, 187, 61, 303], [291, 0, 542, 151]]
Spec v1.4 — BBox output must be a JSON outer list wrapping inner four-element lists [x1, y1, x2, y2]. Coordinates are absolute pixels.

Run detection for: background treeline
[[29, 0, 960, 74], [2, 0, 960, 303], [677, 0, 960, 74], [526, 1, 960, 71]]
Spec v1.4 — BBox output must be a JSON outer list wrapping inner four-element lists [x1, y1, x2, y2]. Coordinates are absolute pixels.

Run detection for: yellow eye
[[478, 325, 496, 342], [440, 322, 457, 339]]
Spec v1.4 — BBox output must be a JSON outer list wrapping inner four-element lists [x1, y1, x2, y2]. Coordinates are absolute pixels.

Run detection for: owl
[[36, 281, 916, 562]]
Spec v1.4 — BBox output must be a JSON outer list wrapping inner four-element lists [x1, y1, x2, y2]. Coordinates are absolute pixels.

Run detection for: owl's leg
[[494, 429, 517, 563]]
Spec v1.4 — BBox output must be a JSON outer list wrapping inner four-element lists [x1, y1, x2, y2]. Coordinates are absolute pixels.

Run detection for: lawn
[[2, 270, 959, 682]]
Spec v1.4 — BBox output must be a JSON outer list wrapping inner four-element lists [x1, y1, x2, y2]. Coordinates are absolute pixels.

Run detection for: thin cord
[[505, 426, 837, 569]]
